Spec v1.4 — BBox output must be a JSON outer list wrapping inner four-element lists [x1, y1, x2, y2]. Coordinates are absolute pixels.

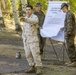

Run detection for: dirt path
[[0, 28, 76, 75]]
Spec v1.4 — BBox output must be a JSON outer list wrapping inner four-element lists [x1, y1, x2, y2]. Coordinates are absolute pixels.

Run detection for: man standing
[[61, 3, 76, 67], [33, 2, 46, 55], [21, 5, 42, 75]]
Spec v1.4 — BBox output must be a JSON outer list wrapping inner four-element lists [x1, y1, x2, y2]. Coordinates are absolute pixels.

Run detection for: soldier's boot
[[67, 61, 76, 67], [25, 66, 35, 73], [36, 66, 42, 75]]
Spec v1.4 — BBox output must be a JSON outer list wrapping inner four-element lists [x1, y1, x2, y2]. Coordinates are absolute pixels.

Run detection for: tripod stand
[[43, 38, 67, 63]]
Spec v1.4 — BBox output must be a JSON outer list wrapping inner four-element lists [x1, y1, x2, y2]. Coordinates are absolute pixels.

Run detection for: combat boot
[[36, 66, 42, 75], [67, 61, 76, 67], [25, 66, 35, 73]]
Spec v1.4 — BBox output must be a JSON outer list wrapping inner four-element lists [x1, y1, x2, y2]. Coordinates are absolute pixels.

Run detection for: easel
[[43, 38, 67, 63]]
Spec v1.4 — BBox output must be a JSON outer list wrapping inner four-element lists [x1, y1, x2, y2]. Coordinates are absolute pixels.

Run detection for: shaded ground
[[0, 27, 76, 75]]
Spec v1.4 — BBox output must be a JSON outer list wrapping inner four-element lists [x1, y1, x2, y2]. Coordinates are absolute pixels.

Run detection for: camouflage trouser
[[23, 40, 42, 67], [38, 34, 46, 53], [38, 28, 46, 53], [66, 35, 76, 62]]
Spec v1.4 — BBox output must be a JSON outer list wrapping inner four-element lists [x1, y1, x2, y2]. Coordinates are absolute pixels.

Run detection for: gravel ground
[[0, 28, 76, 75]]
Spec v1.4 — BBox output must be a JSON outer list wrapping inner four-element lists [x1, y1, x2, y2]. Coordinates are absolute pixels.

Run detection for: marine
[[33, 2, 46, 54], [21, 5, 42, 75], [61, 3, 76, 67]]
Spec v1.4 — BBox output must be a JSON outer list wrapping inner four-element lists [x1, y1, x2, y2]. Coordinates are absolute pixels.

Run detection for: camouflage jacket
[[33, 10, 45, 28], [64, 10, 75, 37], [22, 14, 39, 43]]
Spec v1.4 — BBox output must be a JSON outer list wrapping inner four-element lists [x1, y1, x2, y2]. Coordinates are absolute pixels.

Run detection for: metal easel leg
[[60, 42, 67, 63], [49, 39, 60, 61]]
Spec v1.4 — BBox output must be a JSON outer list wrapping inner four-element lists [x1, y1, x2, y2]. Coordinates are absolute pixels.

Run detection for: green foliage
[[2, 0, 76, 13], [7, 0, 22, 12], [16, 0, 22, 16], [69, 0, 76, 13], [28, 0, 48, 11], [28, 0, 76, 13], [7, 0, 12, 11]]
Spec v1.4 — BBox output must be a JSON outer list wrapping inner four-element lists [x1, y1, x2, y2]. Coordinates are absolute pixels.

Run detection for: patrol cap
[[35, 2, 41, 7], [61, 3, 68, 9]]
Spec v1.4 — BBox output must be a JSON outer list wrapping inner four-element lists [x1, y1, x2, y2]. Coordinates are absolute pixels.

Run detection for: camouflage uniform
[[33, 10, 46, 54], [22, 14, 42, 67], [64, 10, 76, 62]]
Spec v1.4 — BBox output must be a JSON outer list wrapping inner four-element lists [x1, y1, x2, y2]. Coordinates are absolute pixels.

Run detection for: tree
[[21, 0, 27, 16], [0, 0, 5, 29], [10, 0, 22, 31]]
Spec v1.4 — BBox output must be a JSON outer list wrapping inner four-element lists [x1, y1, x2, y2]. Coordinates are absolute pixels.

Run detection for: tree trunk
[[10, 0, 22, 31], [0, 4, 5, 29], [21, 0, 27, 16]]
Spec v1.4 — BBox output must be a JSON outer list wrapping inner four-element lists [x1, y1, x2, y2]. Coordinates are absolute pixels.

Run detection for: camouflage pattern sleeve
[[66, 13, 75, 35], [33, 11, 45, 27], [25, 15, 39, 25], [40, 11, 45, 26]]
